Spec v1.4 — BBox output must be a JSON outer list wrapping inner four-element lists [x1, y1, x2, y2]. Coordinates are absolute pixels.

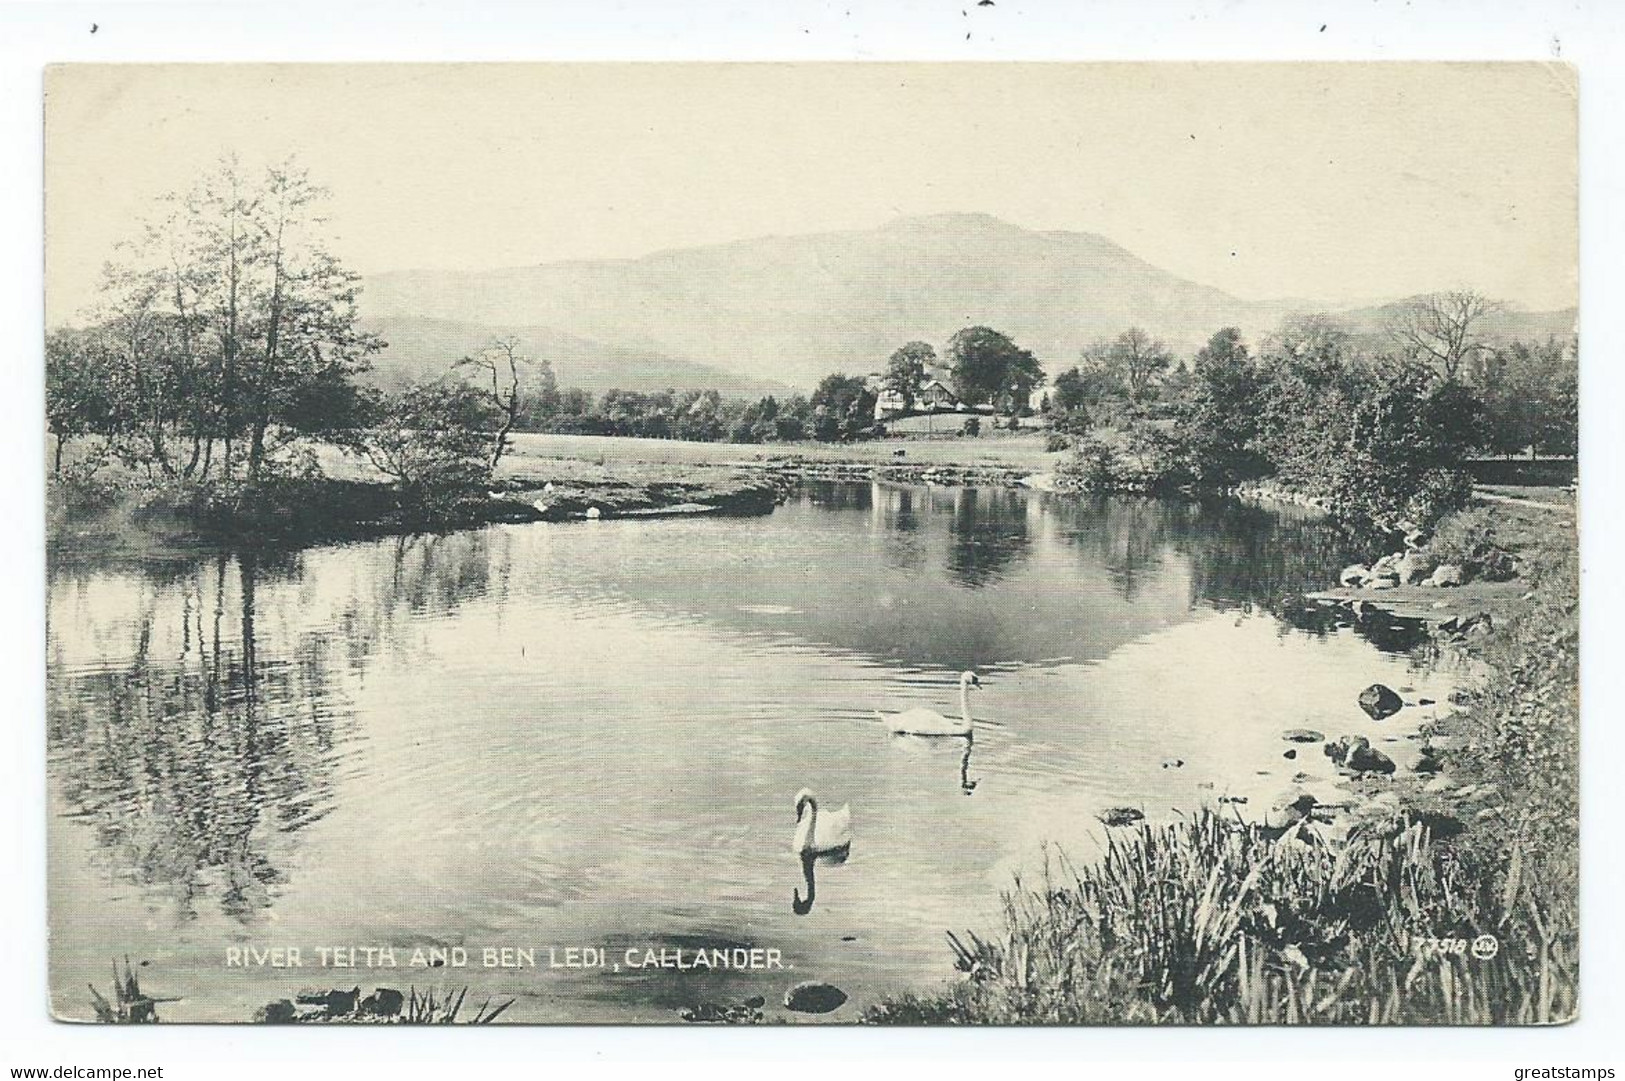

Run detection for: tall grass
[[867, 812, 1574, 1025]]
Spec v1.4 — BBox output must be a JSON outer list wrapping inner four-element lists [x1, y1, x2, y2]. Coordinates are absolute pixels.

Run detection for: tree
[[1178, 327, 1270, 485], [1386, 289, 1503, 382], [883, 341, 934, 412], [810, 373, 878, 441], [456, 336, 526, 472], [356, 380, 500, 515], [1046, 367, 1093, 434], [945, 326, 1044, 413], [45, 327, 118, 474], [76, 156, 381, 482], [1109, 328, 1173, 402]]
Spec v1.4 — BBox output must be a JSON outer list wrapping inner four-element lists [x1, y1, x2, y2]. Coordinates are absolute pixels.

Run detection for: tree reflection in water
[[46, 531, 506, 924]]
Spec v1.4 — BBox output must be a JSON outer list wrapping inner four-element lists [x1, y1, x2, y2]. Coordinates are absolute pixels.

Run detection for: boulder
[[1098, 807, 1145, 827], [1265, 792, 1320, 830], [1339, 564, 1370, 587], [784, 981, 848, 1014], [1406, 746, 1444, 774], [255, 999, 299, 1024], [1366, 574, 1398, 590], [1283, 748, 1298, 760], [1347, 741, 1397, 775], [1430, 563, 1465, 588], [1282, 728, 1325, 743], [1397, 550, 1440, 585], [1358, 684, 1404, 720], [360, 987, 404, 1018]]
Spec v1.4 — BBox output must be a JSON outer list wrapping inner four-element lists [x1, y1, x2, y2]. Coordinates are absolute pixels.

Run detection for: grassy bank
[[867, 500, 1578, 1025]]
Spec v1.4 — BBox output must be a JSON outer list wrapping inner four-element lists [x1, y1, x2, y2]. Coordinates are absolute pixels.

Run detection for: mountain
[[360, 214, 1575, 391], [359, 316, 793, 399]]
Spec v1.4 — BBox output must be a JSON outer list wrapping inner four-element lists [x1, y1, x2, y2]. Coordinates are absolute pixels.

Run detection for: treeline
[[1049, 305, 1577, 538], [506, 376, 874, 444]]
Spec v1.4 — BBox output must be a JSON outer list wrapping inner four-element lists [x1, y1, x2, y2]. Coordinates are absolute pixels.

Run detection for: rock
[[585, 506, 603, 520], [1098, 807, 1145, 827], [1324, 737, 1351, 765], [1397, 550, 1441, 585], [743, 995, 766, 1009], [1366, 575, 1397, 590], [360, 987, 404, 1018], [1477, 548, 1517, 582], [1358, 684, 1404, 720], [1292, 771, 1313, 783], [1372, 553, 1399, 572], [1347, 741, 1397, 775], [1283, 748, 1297, 760], [1161, 758, 1184, 769], [1356, 791, 1402, 817], [1430, 563, 1465, 587], [255, 999, 299, 1024], [1423, 774, 1454, 793], [296, 987, 360, 1018], [1407, 747, 1444, 774], [1339, 564, 1369, 587], [1219, 795, 1249, 805], [1265, 792, 1319, 830], [1418, 697, 1435, 706], [1283, 728, 1325, 743], [784, 981, 848, 1014]]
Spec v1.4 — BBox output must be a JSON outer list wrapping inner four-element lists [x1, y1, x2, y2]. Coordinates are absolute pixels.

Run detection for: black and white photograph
[[33, 57, 1585, 1034]]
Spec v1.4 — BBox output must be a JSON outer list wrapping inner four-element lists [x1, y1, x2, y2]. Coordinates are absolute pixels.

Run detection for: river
[[45, 481, 1453, 1022]]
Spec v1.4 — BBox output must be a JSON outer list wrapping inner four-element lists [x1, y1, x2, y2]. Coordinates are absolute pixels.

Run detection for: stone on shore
[[1358, 684, 1404, 720], [1283, 728, 1325, 743], [784, 981, 848, 1014], [1430, 563, 1466, 587], [1397, 550, 1440, 585], [1339, 564, 1369, 587]]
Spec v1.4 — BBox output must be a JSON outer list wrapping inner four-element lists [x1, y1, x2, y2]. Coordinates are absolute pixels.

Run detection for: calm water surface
[[46, 483, 1452, 1022]]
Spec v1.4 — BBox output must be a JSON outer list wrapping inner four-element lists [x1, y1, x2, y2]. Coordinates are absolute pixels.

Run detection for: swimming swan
[[879, 671, 981, 737], [792, 789, 851, 862]]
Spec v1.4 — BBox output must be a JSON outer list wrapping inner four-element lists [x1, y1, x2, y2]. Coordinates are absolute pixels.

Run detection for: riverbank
[[865, 493, 1578, 1025]]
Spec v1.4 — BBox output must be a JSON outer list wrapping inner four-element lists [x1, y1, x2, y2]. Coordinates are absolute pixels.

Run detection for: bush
[[1044, 432, 1072, 453], [960, 417, 981, 437], [1052, 437, 1117, 492]]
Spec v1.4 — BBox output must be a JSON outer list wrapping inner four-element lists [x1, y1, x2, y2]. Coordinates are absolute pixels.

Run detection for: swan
[[792, 789, 851, 863], [879, 671, 981, 736]]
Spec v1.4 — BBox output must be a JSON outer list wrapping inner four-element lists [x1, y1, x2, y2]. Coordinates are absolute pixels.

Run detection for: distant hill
[[360, 214, 1576, 391], [359, 316, 793, 399]]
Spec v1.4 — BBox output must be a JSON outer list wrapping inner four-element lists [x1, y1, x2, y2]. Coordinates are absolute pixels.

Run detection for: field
[[495, 429, 1063, 475]]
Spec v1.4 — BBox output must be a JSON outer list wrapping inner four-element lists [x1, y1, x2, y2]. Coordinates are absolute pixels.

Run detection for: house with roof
[[868, 370, 964, 420]]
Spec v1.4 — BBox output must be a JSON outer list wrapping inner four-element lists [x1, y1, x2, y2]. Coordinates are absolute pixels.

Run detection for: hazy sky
[[44, 62, 1577, 323]]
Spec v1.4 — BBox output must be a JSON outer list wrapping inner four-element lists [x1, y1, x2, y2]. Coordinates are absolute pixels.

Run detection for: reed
[[865, 810, 1575, 1025]]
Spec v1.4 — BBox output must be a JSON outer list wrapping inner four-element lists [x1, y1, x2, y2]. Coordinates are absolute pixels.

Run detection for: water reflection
[[48, 553, 348, 921], [47, 481, 1426, 963]]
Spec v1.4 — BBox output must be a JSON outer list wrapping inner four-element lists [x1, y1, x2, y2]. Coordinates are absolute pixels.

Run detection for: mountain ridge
[[360, 214, 1575, 393]]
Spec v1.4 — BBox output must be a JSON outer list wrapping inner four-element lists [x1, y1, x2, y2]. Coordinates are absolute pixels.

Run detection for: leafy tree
[[811, 373, 878, 441], [883, 341, 935, 411], [357, 380, 500, 515], [774, 395, 813, 442], [1177, 328, 1271, 485], [945, 326, 1044, 413], [1096, 328, 1173, 403], [67, 156, 381, 482], [45, 327, 119, 474]]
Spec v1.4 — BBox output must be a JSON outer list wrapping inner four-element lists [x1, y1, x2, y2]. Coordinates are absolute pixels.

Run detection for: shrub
[[1053, 437, 1117, 492], [961, 417, 981, 437], [1044, 432, 1072, 453]]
